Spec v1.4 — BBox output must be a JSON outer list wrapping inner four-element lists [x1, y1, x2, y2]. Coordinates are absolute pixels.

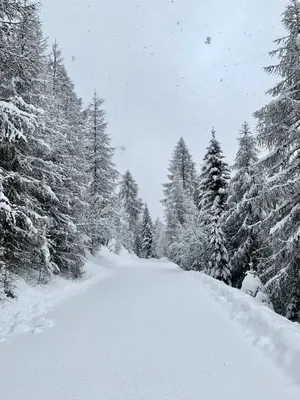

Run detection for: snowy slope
[[0, 249, 117, 341], [0, 256, 299, 400]]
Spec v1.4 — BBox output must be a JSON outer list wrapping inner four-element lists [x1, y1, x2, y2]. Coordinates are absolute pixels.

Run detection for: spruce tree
[[85, 92, 117, 254], [198, 129, 232, 285], [225, 122, 267, 287], [119, 170, 143, 254], [254, 0, 300, 320], [152, 218, 167, 259], [162, 138, 197, 253], [140, 204, 153, 259]]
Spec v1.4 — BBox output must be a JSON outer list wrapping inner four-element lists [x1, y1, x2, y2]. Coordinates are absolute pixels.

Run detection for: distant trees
[[118, 170, 143, 255], [85, 92, 117, 254], [162, 137, 197, 252], [161, 130, 231, 285]]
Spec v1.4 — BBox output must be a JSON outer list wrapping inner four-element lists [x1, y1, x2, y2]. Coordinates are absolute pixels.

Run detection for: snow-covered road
[[0, 259, 299, 400]]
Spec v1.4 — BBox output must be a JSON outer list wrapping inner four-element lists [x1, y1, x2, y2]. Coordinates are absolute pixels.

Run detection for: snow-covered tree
[[225, 122, 267, 287], [152, 218, 167, 259], [118, 170, 143, 254], [175, 206, 205, 271], [162, 138, 197, 254], [85, 92, 117, 254], [140, 204, 153, 259], [110, 201, 133, 254], [198, 129, 232, 285], [254, 0, 300, 320], [164, 137, 197, 198], [44, 41, 86, 278], [198, 129, 230, 217], [0, 1, 61, 291], [163, 169, 196, 252]]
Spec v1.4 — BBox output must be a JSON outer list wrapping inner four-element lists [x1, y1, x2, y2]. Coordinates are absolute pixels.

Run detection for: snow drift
[[191, 271, 300, 384]]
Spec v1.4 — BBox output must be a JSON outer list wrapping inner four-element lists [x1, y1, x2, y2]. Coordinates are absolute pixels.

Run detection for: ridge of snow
[[190, 271, 300, 385]]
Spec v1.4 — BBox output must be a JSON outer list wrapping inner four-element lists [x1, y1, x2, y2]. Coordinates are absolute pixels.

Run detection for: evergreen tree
[[198, 129, 232, 285], [119, 170, 143, 254], [225, 122, 267, 287], [162, 139, 196, 254], [164, 137, 197, 198], [152, 218, 167, 259], [140, 204, 153, 259], [0, 0, 60, 292], [198, 129, 230, 217], [254, 0, 300, 320], [175, 206, 205, 271], [44, 41, 86, 278], [85, 92, 117, 254]]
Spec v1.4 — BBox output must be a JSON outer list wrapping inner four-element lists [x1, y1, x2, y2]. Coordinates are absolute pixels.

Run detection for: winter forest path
[[0, 259, 299, 400]]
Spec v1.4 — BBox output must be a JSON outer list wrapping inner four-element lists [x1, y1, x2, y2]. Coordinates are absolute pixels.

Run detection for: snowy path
[[0, 259, 299, 400]]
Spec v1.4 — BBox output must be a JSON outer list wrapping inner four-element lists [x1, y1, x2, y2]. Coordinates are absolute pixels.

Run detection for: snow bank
[[190, 271, 300, 384], [0, 249, 116, 342]]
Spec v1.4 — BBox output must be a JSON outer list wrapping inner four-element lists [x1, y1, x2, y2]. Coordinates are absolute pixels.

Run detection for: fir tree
[[198, 129, 232, 285], [140, 204, 153, 259], [254, 0, 300, 320]]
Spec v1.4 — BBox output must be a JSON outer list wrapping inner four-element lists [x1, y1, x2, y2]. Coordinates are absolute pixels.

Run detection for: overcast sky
[[41, 0, 285, 219]]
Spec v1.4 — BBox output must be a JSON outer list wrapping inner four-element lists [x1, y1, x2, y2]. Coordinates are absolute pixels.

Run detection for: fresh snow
[[0, 253, 300, 399], [0, 249, 115, 341], [192, 271, 300, 385]]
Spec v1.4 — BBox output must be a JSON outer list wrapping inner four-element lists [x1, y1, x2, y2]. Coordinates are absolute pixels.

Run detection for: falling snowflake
[[205, 36, 212, 45]]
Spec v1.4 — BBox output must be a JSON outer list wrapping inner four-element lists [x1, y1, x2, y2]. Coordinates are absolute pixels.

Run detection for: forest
[[1, 0, 300, 324]]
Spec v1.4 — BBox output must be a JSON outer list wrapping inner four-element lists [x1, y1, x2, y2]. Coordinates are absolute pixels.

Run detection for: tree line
[[1, 0, 300, 324], [158, 0, 300, 323], [0, 0, 154, 298]]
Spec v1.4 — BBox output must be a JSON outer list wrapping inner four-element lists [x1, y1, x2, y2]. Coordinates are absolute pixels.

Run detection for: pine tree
[[119, 170, 143, 253], [254, 0, 300, 320], [225, 122, 267, 287], [85, 92, 117, 254], [140, 204, 153, 259], [198, 129, 232, 285]]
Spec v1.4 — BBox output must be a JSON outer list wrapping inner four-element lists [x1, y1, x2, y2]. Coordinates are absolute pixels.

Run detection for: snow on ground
[[0, 247, 132, 342], [0, 256, 300, 400], [190, 271, 300, 385]]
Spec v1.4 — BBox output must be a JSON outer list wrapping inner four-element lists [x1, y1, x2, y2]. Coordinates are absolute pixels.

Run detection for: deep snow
[[0, 254, 300, 399]]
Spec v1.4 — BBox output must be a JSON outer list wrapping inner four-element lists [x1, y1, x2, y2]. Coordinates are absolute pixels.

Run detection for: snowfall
[[0, 249, 300, 399]]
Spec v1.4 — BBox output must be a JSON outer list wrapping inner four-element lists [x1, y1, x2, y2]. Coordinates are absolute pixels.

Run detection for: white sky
[[40, 0, 285, 219]]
